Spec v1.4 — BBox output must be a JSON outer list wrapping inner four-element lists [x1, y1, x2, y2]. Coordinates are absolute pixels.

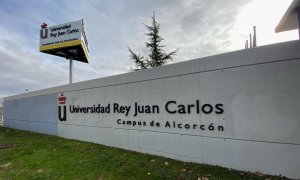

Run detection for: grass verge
[[0, 126, 288, 179]]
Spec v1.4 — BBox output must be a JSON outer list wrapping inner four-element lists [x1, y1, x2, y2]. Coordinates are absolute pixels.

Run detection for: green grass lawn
[[0, 126, 287, 179]]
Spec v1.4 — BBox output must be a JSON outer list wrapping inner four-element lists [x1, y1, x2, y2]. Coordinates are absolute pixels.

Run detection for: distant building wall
[[3, 40, 300, 179]]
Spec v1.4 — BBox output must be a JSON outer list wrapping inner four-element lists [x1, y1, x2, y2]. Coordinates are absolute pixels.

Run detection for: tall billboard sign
[[39, 20, 89, 63]]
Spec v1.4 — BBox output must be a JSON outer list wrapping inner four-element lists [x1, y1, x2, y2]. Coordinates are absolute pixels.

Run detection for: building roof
[[275, 0, 300, 33]]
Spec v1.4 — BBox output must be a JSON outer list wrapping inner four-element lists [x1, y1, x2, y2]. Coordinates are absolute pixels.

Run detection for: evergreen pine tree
[[128, 12, 178, 71]]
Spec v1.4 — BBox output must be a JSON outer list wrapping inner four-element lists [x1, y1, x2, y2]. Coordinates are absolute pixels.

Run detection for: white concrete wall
[[4, 40, 300, 179]]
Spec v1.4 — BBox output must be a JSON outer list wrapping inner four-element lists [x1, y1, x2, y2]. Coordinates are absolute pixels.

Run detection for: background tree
[[128, 12, 178, 71]]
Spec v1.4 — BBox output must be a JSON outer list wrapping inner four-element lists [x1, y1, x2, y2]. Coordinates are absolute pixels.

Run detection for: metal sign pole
[[69, 58, 73, 84], [297, 9, 300, 39]]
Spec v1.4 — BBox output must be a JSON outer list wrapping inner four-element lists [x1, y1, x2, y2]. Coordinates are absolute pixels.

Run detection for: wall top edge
[[4, 40, 300, 102]]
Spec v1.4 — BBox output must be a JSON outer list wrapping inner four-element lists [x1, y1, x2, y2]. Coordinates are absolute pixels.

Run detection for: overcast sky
[[0, 0, 298, 104]]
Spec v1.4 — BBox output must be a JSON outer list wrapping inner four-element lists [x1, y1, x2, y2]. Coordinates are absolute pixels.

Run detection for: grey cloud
[[0, 40, 69, 99], [154, 0, 252, 60]]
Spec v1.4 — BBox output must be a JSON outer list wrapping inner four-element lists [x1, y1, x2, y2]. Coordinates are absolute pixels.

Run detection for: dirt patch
[[37, 169, 44, 173], [0, 162, 12, 168], [0, 144, 15, 150]]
